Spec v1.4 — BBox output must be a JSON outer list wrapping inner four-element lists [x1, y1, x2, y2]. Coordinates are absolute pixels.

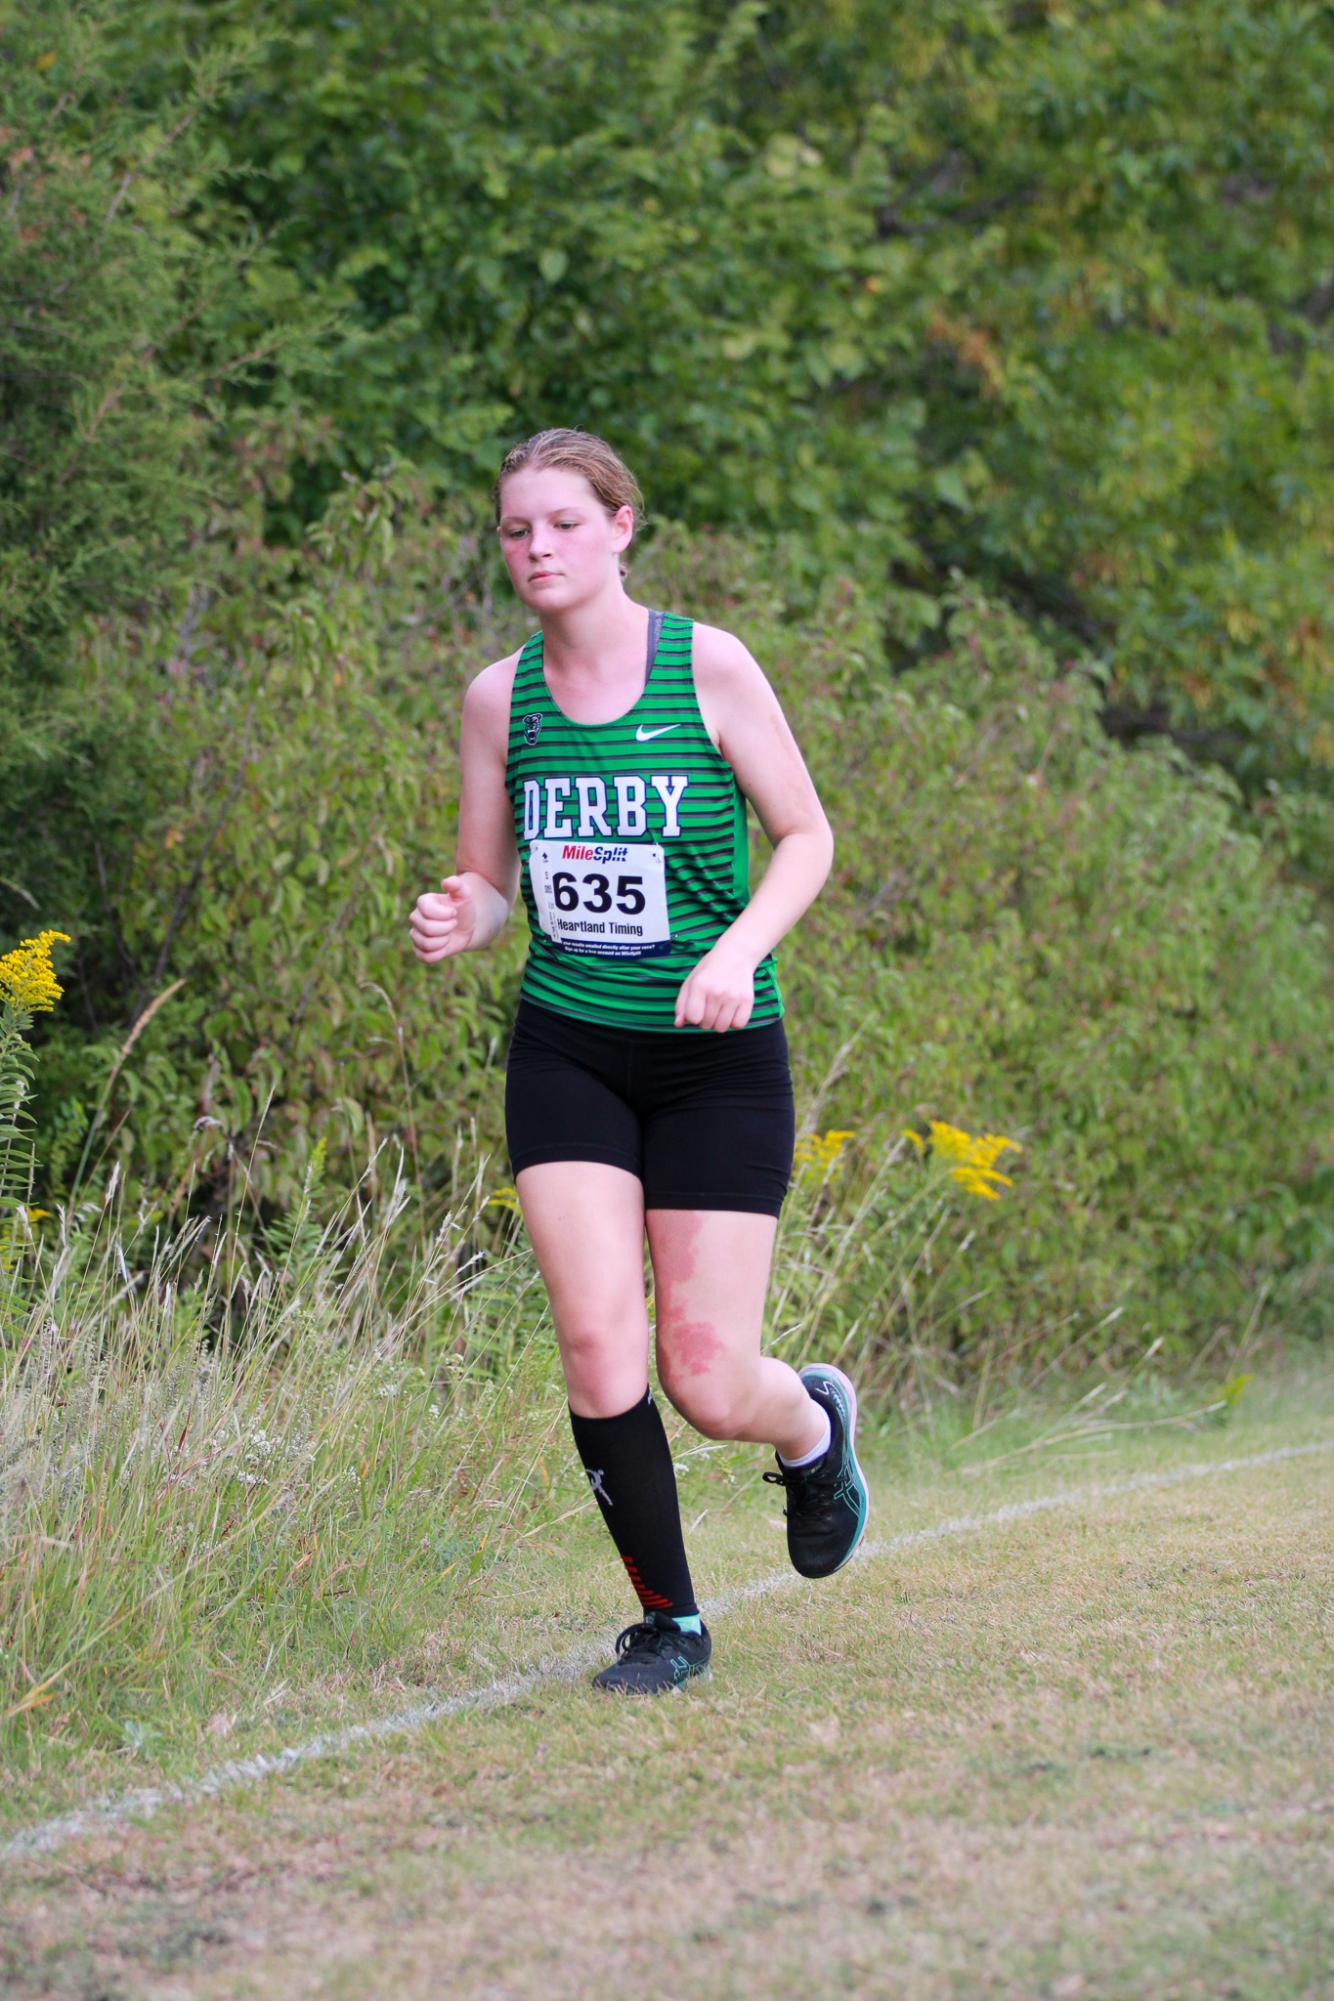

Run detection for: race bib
[[529, 840, 673, 958]]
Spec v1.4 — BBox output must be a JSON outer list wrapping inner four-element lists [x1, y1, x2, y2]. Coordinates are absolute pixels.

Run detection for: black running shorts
[[504, 997, 796, 1216]]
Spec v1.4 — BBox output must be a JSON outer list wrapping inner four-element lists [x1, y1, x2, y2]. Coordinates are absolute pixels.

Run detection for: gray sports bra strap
[[644, 608, 665, 684]]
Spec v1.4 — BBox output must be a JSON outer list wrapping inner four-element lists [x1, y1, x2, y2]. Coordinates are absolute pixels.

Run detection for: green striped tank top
[[504, 610, 783, 1032]]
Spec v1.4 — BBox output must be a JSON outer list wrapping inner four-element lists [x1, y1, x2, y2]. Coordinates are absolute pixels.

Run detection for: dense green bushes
[[0, 3, 333, 948], [4, 2, 1331, 1380], [654, 531, 1333, 1356], [29, 470, 1331, 1367], [22, 0, 1326, 812], [5, 0, 1333, 940], [178, 0, 1334, 803]]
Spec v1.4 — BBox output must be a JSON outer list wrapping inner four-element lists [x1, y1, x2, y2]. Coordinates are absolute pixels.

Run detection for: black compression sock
[[569, 1388, 699, 1619]]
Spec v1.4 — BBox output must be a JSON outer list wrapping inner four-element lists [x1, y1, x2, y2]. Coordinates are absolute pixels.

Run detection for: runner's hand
[[409, 876, 478, 962], [674, 942, 756, 1032]]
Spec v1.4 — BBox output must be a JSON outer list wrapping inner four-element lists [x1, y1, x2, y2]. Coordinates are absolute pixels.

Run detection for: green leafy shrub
[[28, 469, 1332, 1369], [160, 0, 1334, 799], [0, 1, 335, 961], [719, 557, 1333, 1358]]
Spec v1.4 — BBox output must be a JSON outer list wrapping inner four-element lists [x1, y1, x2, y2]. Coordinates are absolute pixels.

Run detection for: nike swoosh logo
[[635, 723, 679, 741]]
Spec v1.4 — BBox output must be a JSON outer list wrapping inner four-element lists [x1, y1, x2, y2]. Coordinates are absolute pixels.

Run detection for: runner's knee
[[555, 1313, 648, 1414], [659, 1357, 759, 1440]]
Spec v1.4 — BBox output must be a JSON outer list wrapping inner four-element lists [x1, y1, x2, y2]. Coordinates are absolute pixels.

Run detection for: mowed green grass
[[2, 1368, 1331, 2001]]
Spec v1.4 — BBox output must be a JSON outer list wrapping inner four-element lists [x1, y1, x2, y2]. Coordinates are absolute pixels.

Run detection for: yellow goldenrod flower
[[902, 1119, 1023, 1200], [793, 1128, 856, 1184], [485, 1184, 521, 1214], [0, 930, 72, 1012]]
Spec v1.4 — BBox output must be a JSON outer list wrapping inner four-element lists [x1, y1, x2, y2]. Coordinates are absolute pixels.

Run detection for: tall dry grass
[[0, 1059, 1047, 1778]]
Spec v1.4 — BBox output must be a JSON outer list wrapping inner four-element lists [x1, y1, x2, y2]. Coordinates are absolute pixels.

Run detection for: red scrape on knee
[[668, 1317, 724, 1378]]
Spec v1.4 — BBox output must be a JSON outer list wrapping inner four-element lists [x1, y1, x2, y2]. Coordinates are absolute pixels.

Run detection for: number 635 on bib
[[528, 839, 674, 960]]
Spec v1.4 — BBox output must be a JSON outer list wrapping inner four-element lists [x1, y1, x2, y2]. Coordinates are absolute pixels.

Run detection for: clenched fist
[[408, 875, 478, 963], [673, 938, 758, 1032]]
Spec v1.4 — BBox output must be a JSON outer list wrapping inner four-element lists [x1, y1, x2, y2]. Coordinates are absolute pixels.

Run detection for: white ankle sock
[[778, 1401, 831, 1470]]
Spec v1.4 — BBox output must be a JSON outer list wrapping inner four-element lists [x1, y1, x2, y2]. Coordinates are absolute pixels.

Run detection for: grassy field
[[1, 1361, 1329, 2000]]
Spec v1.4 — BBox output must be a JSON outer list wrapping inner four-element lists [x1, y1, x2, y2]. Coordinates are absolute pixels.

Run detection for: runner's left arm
[[674, 629, 834, 1032]]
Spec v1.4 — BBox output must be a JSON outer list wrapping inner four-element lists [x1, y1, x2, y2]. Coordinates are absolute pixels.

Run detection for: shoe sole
[[798, 1362, 870, 1576]]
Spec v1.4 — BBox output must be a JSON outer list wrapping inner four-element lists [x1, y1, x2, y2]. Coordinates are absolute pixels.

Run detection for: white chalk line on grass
[[3, 1437, 1330, 1864]]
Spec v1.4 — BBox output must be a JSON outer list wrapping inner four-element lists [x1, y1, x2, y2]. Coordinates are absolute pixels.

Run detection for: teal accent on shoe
[[671, 1614, 703, 1634], [763, 1363, 870, 1579], [591, 1614, 713, 1695], [801, 1363, 870, 1566]]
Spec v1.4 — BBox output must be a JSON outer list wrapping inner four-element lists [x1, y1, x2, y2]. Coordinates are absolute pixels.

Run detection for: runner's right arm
[[408, 660, 520, 963]]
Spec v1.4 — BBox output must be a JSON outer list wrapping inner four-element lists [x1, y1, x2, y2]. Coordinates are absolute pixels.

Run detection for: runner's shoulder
[[463, 649, 524, 753], [690, 620, 774, 713]]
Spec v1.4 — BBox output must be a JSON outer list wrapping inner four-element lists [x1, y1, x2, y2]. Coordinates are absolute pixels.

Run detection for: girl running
[[408, 429, 869, 1693]]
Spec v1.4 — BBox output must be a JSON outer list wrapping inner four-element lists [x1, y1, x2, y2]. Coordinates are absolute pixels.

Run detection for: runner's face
[[497, 468, 632, 613]]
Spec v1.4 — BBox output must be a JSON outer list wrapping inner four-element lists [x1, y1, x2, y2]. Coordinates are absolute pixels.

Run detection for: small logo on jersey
[[635, 723, 678, 741], [522, 713, 543, 745]]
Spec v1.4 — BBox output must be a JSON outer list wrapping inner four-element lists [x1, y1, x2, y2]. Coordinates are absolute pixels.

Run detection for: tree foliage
[[2, 2, 1331, 1360], [0, 2, 334, 941], [32, 470, 1333, 1355], [158, 0, 1334, 795]]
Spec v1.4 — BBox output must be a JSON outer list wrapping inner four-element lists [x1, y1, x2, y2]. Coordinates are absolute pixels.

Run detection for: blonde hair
[[494, 428, 644, 576]]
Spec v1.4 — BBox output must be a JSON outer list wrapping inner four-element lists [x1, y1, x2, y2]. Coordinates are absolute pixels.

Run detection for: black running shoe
[[591, 1612, 712, 1695], [764, 1363, 869, 1579]]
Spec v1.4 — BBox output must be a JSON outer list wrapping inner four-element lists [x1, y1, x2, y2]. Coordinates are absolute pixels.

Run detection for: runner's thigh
[[515, 1161, 650, 1413], [646, 1208, 778, 1393], [505, 1002, 652, 1409]]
